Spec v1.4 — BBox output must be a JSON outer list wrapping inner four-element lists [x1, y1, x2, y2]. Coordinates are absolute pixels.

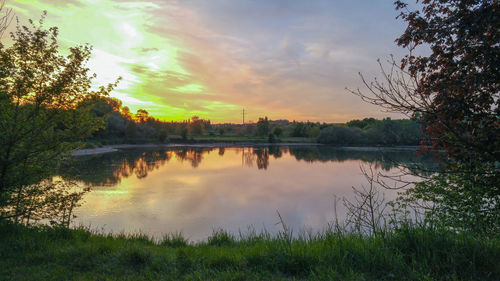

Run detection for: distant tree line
[[317, 117, 422, 145], [80, 97, 423, 146], [83, 96, 212, 145], [79, 97, 423, 146]]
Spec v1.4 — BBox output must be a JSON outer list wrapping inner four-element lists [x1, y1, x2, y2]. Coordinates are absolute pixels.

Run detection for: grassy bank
[[1, 221, 499, 280], [84, 136, 316, 148]]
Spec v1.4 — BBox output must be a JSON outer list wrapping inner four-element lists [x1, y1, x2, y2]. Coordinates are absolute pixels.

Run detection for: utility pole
[[242, 108, 245, 124]]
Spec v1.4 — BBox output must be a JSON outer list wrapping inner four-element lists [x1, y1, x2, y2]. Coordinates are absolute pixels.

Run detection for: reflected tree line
[[3, 146, 436, 225], [59, 146, 437, 187]]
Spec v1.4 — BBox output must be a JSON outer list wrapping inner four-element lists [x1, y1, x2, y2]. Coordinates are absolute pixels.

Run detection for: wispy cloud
[[5, 0, 407, 122]]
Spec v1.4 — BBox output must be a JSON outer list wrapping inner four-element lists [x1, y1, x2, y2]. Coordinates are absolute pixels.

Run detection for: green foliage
[[291, 122, 307, 137], [180, 126, 188, 140], [272, 126, 283, 137], [121, 245, 152, 269], [135, 109, 149, 123], [207, 229, 235, 247], [256, 116, 270, 136], [188, 116, 210, 136], [79, 108, 422, 146], [0, 14, 116, 217], [317, 126, 362, 145], [346, 118, 376, 129], [157, 129, 168, 143], [1, 221, 499, 280], [395, 162, 500, 235], [395, 0, 499, 164], [318, 118, 422, 145], [218, 127, 225, 136], [384, 1, 499, 234]]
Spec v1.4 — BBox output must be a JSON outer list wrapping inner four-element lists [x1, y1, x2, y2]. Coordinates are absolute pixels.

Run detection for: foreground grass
[[1, 222, 499, 280]]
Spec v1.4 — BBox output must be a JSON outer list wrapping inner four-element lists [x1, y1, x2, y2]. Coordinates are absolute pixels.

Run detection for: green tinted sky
[[5, 0, 408, 123]]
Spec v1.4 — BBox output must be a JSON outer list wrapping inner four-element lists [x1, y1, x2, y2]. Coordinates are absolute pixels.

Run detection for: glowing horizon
[[5, 0, 408, 123]]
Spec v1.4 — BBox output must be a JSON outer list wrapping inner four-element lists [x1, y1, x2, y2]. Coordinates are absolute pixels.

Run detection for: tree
[[158, 129, 168, 143], [291, 122, 307, 137], [0, 0, 13, 38], [188, 116, 208, 136], [121, 106, 132, 120], [353, 0, 499, 164], [0, 13, 118, 217], [180, 126, 188, 140], [351, 0, 499, 233], [256, 117, 270, 136], [135, 109, 149, 123], [218, 127, 225, 136], [272, 127, 283, 138]]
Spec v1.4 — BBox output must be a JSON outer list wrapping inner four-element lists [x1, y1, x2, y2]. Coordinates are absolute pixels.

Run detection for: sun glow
[[5, 0, 404, 123]]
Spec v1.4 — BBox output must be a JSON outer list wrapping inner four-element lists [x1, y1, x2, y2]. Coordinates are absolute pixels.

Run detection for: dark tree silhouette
[[0, 13, 118, 219], [256, 117, 270, 137], [351, 0, 499, 233], [352, 0, 499, 164]]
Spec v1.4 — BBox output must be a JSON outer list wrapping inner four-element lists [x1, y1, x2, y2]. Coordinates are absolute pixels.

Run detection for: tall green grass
[[1, 220, 498, 280]]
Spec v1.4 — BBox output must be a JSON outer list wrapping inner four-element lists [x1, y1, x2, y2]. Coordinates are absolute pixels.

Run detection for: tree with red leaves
[[395, 0, 499, 163], [354, 0, 499, 163], [352, 0, 499, 233]]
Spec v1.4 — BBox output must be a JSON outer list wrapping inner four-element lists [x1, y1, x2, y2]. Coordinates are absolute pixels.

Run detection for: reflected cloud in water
[[58, 146, 433, 240], [61, 146, 433, 187]]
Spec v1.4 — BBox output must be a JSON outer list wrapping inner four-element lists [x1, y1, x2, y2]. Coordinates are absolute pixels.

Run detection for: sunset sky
[[6, 0, 410, 123]]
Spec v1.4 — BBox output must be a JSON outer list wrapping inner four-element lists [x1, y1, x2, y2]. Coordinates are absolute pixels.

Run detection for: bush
[[317, 126, 362, 145]]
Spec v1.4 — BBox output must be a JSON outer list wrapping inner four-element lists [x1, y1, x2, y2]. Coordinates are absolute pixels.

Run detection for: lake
[[59, 145, 429, 241]]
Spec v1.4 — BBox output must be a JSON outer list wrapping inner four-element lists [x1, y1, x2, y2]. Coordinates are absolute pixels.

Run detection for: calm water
[[59, 145, 429, 241]]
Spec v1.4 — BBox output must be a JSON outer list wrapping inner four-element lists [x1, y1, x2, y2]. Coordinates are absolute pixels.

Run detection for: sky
[[5, 0, 410, 123]]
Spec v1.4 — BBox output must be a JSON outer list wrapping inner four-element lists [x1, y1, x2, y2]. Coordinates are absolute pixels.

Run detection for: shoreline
[[72, 142, 419, 156]]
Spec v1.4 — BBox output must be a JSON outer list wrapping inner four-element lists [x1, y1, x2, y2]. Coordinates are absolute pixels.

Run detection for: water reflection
[[1, 179, 88, 226], [60, 146, 434, 187], [51, 146, 437, 241]]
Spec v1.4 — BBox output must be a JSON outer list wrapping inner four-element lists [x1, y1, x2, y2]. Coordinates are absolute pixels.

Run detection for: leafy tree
[[397, 0, 499, 163], [180, 126, 188, 140], [272, 127, 283, 138], [346, 118, 376, 130], [121, 106, 132, 120], [125, 121, 137, 138], [353, 0, 499, 163], [291, 122, 306, 137], [135, 109, 149, 123], [317, 126, 362, 145], [0, 14, 117, 215], [218, 127, 225, 136], [158, 129, 168, 143], [352, 0, 499, 232], [256, 116, 270, 136], [106, 112, 127, 136], [309, 126, 321, 138], [188, 116, 208, 135], [317, 119, 421, 145]]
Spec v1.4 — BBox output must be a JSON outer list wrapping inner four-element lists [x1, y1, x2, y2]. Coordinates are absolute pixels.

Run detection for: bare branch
[[0, 0, 13, 39]]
